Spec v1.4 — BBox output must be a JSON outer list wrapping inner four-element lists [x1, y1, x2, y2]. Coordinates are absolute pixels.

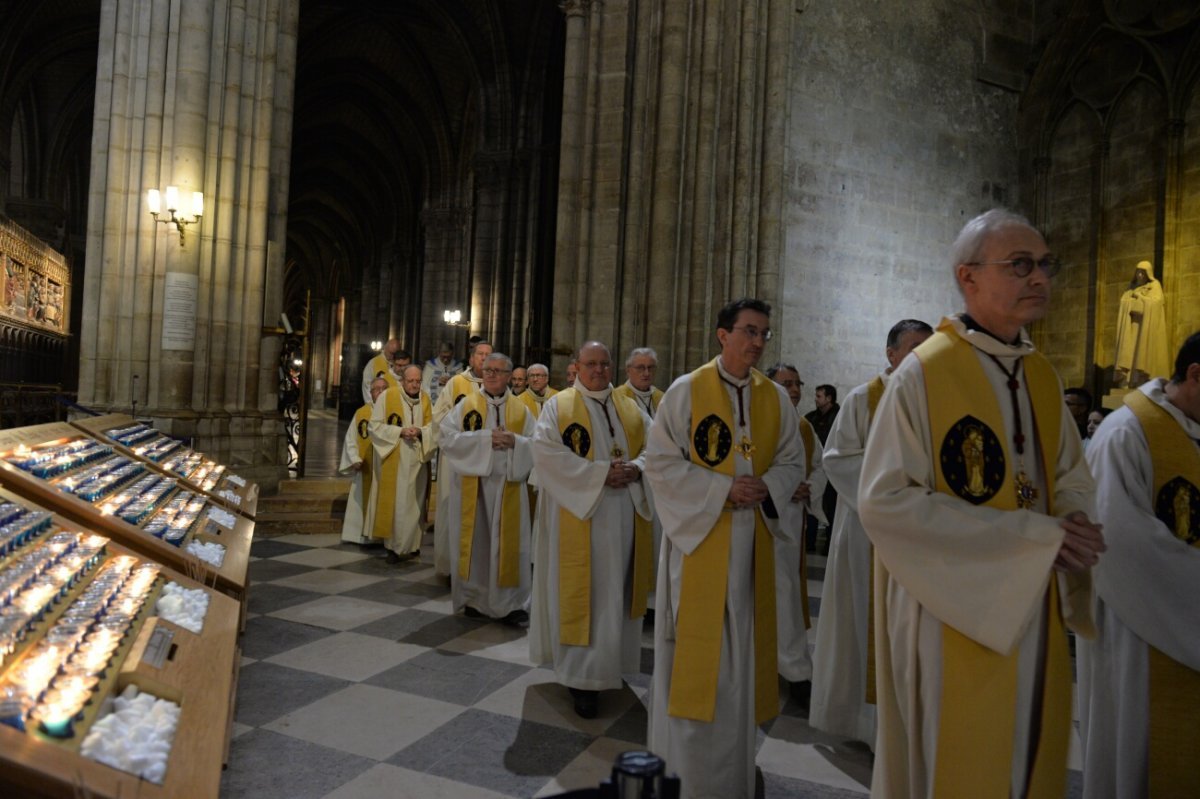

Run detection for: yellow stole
[[614, 383, 664, 417], [797, 415, 816, 629], [864, 374, 885, 705], [1125, 389, 1200, 798], [457, 391, 527, 587], [446, 372, 480, 406], [554, 388, 653, 646], [917, 323, 1070, 799], [353, 404, 374, 531], [367, 354, 400, 391], [669, 358, 781, 724], [371, 389, 432, 539]]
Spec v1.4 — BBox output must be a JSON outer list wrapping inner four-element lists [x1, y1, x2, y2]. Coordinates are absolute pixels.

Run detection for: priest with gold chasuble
[[645, 298, 805, 799], [517, 362, 557, 419], [1078, 333, 1200, 799], [438, 352, 535, 623], [529, 341, 653, 720], [431, 340, 491, 576], [366, 364, 436, 562], [859, 210, 1104, 799], [341, 377, 389, 544]]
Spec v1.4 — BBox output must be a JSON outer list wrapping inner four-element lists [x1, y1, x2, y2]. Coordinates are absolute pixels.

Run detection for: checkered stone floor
[[221, 530, 879, 798]]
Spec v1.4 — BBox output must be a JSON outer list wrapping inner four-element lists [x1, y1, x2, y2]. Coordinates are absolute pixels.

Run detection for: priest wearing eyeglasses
[[858, 209, 1104, 798], [438, 352, 535, 624], [645, 297, 805, 799]]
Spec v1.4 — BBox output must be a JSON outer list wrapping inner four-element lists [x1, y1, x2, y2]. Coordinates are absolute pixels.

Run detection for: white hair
[[485, 352, 513, 371], [527, 363, 548, 376], [950, 209, 1034, 277], [625, 347, 658, 368]]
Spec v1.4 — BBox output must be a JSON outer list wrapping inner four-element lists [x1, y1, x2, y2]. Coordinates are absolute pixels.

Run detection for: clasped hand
[[791, 481, 811, 504], [728, 475, 769, 509], [1055, 511, 1106, 573], [491, 428, 516, 450], [400, 426, 421, 442], [605, 458, 640, 488]]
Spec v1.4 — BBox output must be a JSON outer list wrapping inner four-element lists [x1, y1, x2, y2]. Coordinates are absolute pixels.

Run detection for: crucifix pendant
[[611, 446, 624, 459], [737, 435, 756, 461], [1014, 470, 1038, 510]]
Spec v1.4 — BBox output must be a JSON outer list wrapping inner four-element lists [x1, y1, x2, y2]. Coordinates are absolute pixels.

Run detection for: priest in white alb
[[367, 364, 436, 562], [808, 319, 931, 746], [646, 298, 804, 799], [431, 339, 491, 575], [1078, 332, 1200, 799], [530, 341, 653, 720], [341, 377, 388, 544], [858, 209, 1104, 798], [765, 361, 826, 710], [438, 351, 534, 623], [361, 339, 405, 403], [517, 362, 557, 420]]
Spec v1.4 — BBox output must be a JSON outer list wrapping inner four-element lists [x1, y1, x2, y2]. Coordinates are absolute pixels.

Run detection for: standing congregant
[[1078, 331, 1200, 798], [808, 318, 932, 746], [530, 341, 653, 719], [646, 298, 804, 799], [367, 364, 436, 563], [341, 377, 388, 544], [518, 363, 558, 419], [438, 352, 535, 623], [859, 209, 1104, 798]]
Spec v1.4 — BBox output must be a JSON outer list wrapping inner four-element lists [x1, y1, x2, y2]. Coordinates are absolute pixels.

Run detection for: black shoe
[[568, 687, 599, 719], [463, 606, 485, 619], [501, 609, 529, 628], [789, 679, 811, 713], [384, 550, 401, 564]]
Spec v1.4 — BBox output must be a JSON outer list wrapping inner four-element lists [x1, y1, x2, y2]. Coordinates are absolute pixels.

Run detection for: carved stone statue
[[1113, 260, 1170, 388]]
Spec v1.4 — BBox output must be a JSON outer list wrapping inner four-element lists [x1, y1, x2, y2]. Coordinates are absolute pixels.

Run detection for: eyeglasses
[[729, 325, 773, 342], [580, 361, 611, 370], [628, 364, 657, 372], [482, 368, 512, 377], [966, 256, 1062, 278]]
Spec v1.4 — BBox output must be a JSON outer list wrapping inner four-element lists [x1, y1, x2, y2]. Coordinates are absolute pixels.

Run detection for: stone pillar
[[552, 0, 792, 376], [79, 0, 299, 487], [419, 205, 471, 358]]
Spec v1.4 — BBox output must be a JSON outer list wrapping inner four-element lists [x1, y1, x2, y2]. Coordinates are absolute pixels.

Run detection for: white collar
[[715, 356, 750, 388], [948, 313, 1036, 363], [575, 383, 613, 402], [624, 381, 655, 400]]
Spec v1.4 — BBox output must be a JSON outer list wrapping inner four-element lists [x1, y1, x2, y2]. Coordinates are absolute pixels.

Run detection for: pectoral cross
[[1015, 470, 1038, 510], [737, 435, 756, 461]]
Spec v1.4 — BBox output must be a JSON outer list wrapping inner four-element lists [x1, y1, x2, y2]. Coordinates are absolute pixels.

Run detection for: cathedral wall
[[777, 0, 1022, 397]]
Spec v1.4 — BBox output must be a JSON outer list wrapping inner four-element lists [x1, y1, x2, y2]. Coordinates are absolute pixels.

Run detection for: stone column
[[79, 0, 299, 487], [419, 205, 471, 357], [552, 0, 792, 376]]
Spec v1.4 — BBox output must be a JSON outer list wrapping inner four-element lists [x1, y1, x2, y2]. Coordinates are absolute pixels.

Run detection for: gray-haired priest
[[438, 352, 535, 624], [858, 209, 1103, 798]]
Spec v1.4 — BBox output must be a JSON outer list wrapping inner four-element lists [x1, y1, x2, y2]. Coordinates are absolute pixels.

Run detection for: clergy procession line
[[335, 208, 1200, 799]]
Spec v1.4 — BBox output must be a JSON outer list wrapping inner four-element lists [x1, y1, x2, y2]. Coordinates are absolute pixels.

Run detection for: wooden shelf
[[71, 414, 259, 519], [0, 423, 251, 606], [0, 489, 239, 798]]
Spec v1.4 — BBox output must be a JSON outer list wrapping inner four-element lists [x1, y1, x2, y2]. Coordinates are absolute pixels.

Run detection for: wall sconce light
[[148, 186, 204, 246], [370, 340, 383, 351], [443, 309, 466, 327]]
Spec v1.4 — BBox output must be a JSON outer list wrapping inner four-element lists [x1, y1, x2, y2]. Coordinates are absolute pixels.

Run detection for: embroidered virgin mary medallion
[[463, 410, 483, 431], [357, 419, 370, 440], [1155, 476, 1200, 545], [939, 415, 1005, 505], [693, 414, 732, 467], [562, 423, 591, 457], [387, 412, 402, 426]]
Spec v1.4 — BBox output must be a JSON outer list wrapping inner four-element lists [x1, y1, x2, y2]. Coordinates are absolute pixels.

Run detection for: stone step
[[275, 477, 351, 496], [255, 517, 344, 536], [256, 494, 348, 515]]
